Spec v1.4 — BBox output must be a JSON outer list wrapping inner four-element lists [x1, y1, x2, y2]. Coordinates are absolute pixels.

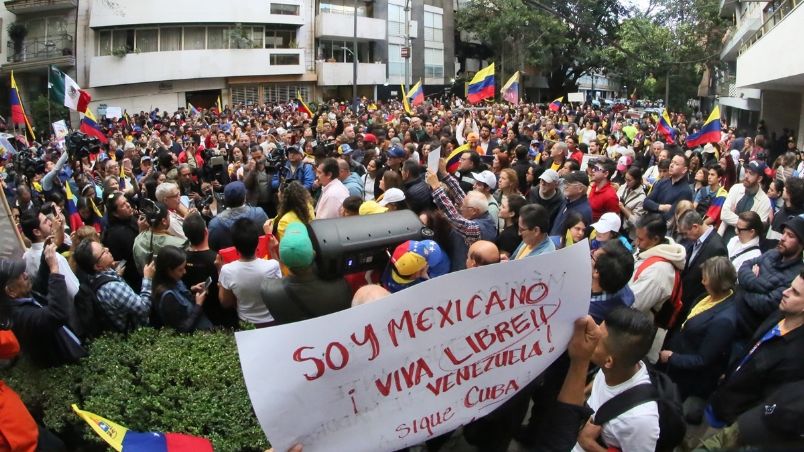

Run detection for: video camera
[[65, 131, 102, 160]]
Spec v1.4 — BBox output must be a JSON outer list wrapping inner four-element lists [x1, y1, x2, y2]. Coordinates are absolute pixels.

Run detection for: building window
[[98, 30, 112, 56], [318, 40, 371, 63], [388, 43, 405, 77], [388, 4, 405, 36], [271, 3, 300, 15], [135, 29, 158, 53], [231, 85, 259, 105], [270, 53, 300, 65], [424, 11, 443, 42], [207, 26, 228, 49], [112, 29, 134, 52], [425, 47, 444, 79], [263, 84, 311, 103], [160, 27, 181, 51], [320, 0, 368, 16], [265, 29, 296, 48], [183, 27, 206, 50]]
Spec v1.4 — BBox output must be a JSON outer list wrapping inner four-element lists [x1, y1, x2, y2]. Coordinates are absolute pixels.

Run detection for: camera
[[65, 131, 101, 160]]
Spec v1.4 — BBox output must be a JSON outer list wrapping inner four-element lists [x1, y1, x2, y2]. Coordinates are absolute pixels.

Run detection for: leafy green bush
[[1, 328, 268, 452]]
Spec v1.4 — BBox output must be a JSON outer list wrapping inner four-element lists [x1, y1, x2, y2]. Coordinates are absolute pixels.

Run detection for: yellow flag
[[400, 84, 412, 116], [72, 404, 129, 452]]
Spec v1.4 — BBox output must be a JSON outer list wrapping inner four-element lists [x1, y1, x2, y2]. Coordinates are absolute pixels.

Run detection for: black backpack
[[72, 271, 122, 340], [592, 363, 686, 452]]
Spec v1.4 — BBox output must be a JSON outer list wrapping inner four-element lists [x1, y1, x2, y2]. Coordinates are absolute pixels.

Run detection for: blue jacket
[[643, 177, 693, 221], [589, 286, 635, 324], [271, 161, 315, 190], [342, 172, 364, 198], [549, 195, 592, 236]]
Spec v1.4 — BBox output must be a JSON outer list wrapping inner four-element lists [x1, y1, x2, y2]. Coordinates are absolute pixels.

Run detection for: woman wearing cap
[[590, 212, 633, 253], [659, 256, 738, 423]]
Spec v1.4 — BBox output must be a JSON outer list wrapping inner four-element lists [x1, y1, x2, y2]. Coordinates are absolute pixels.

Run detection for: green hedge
[[0, 328, 269, 452]]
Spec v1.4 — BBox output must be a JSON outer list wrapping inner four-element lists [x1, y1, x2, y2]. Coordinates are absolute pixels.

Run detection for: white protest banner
[[427, 146, 441, 173], [237, 241, 591, 452], [568, 92, 585, 103], [104, 106, 122, 119], [52, 120, 68, 149]]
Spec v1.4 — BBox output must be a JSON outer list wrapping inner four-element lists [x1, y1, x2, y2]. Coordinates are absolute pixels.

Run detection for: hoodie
[[629, 238, 686, 314], [342, 172, 365, 198]]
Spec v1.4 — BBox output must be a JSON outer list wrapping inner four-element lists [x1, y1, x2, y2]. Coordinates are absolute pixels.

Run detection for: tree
[[30, 95, 69, 141], [604, 0, 726, 109], [456, 0, 625, 98]]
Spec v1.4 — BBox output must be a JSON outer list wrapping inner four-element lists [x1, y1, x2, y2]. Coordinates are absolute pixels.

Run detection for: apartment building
[[720, 0, 804, 147]]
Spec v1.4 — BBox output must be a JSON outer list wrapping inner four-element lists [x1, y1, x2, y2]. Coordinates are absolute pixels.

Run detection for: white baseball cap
[[471, 170, 497, 190], [378, 188, 406, 206], [591, 212, 622, 234]]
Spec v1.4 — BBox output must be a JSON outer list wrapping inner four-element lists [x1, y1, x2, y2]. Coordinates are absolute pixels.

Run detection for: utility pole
[[404, 0, 410, 93], [352, 0, 358, 111]]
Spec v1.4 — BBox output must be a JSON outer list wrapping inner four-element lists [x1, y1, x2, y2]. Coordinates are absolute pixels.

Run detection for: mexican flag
[[49, 66, 91, 113]]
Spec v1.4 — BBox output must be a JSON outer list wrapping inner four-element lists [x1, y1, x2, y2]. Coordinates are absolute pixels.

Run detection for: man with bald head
[[466, 240, 501, 268], [351, 284, 391, 307]]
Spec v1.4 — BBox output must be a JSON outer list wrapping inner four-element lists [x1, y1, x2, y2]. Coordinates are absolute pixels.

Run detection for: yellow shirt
[[275, 204, 315, 240], [683, 290, 733, 328]]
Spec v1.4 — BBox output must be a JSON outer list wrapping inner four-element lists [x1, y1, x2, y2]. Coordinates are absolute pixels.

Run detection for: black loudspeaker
[[309, 210, 431, 279]]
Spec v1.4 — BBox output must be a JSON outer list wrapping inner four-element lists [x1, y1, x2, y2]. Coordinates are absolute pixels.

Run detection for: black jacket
[[680, 229, 728, 319], [102, 215, 142, 290], [512, 160, 531, 194], [737, 250, 804, 335], [530, 189, 565, 230], [9, 274, 71, 368], [665, 293, 738, 399], [260, 272, 351, 325], [709, 311, 804, 424], [402, 175, 433, 214]]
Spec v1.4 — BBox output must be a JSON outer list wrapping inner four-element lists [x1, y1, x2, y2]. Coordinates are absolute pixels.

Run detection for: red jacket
[[0, 331, 38, 452], [588, 181, 619, 222]]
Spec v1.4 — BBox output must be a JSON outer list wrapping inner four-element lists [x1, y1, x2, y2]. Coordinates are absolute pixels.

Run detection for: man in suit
[[676, 209, 728, 322], [479, 124, 499, 155]]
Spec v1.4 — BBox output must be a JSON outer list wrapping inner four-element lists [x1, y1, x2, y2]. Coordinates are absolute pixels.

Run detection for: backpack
[[592, 363, 686, 452], [72, 272, 121, 340], [632, 256, 683, 330]]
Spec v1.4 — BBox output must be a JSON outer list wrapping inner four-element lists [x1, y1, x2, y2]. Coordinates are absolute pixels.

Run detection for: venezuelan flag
[[686, 106, 721, 148], [72, 405, 213, 452], [187, 102, 200, 117], [705, 185, 729, 225], [502, 71, 520, 105], [80, 109, 109, 144], [296, 90, 313, 118], [548, 96, 563, 112], [445, 143, 470, 174], [467, 63, 495, 104], [64, 182, 84, 232], [10, 71, 35, 140], [657, 108, 676, 144], [407, 79, 424, 107]]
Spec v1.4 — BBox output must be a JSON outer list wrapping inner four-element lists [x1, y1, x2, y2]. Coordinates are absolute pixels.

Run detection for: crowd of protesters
[[0, 95, 803, 451]]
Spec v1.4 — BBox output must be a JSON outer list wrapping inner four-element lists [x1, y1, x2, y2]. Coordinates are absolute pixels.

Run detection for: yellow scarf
[[683, 290, 733, 328]]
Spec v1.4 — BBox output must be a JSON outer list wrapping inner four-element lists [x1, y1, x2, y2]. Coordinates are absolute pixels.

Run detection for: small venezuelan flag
[[502, 71, 520, 105], [407, 79, 424, 107], [72, 404, 213, 452], [467, 63, 495, 104], [80, 109, 108, 144], [657, 108, 676, 144], [445, 143, 470, 174], [548, 96, 563, 112]]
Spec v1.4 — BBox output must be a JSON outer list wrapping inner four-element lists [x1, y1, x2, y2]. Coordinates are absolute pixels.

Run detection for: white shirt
[[580, 128, 597, 145], [219, 258, 282, 324], [22, 241, 80, 300], [315, 179, 350, 219], [167, 210, 186, 239], [573, 364, 660, 452], [727, 235, 762, 276]]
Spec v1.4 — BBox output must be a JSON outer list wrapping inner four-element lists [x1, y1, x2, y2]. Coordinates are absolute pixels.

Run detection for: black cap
[[563, 170, 589, 186], [286, 146, 303, 154], [0, 259, 26, 289], [782, 215, 804, 243]]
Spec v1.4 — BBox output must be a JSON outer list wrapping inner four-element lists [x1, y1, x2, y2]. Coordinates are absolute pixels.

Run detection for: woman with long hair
[[273, 181, 315, 240], [719, 154, 737, 190], [496, 195, 527, 257], [494, 168, 521, 205], [617, 166, 646, 240], [558, 212, 587, 249], [151, 245, 212, 332], [362, 158, 382, 202]]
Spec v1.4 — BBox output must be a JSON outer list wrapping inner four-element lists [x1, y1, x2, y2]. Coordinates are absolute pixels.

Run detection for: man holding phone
[[19, 208, 79, 300]]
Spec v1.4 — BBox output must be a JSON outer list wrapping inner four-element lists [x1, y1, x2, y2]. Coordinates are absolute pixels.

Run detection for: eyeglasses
[[95, 247, 110, 265], [735, 227, 752, 233]]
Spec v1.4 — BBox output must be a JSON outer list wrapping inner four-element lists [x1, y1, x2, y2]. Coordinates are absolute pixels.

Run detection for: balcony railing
[[717, 76, 736, 97], [739, 0, 803, 54], [7, 34, 74, 63], [4, 0, 77, 14]]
